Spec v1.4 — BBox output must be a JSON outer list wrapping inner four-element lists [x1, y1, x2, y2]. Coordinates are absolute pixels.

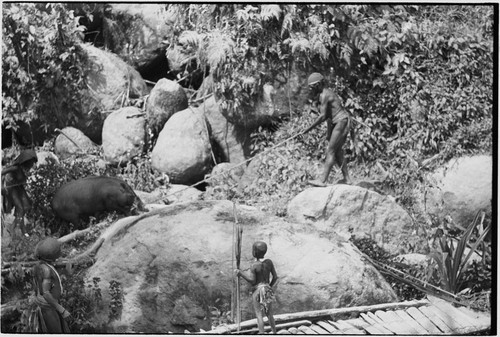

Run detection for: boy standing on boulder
[[235, 241, 279, 334]]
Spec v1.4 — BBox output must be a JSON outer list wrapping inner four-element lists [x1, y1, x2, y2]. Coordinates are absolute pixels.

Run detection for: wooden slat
[[287, 327, 304, 334], [344, 328, 367, 334], [387, 321, 420, 335], [329, 320, 356, 330], [374, 310, 399, 323], [235, 319, 312, 334], [298, 325, 317, 334], [393, 309, 434, 334], [426, 305, 469, 330], [406, 306, 445, 334], [315, 321, 340, 333], [457, 306, 491, 327], [363, 323, 394, 335], [329, 320, 366, 334], [370, 323, 394, 335], [346, 317, 372, 330], [359, 312, 379, 325], [432, 301, 482, 328], [418, 307, 453, 334], [374, 310, 419, 335], [309, 324, 330, 334], [367, 312, 385, 324], [363, 325, 384, 334], [426, 305, 485, 334]]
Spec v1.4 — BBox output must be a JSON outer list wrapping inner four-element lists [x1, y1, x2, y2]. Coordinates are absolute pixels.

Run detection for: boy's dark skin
[[236, 241, 278, 334], [303, 74, 352, 186]]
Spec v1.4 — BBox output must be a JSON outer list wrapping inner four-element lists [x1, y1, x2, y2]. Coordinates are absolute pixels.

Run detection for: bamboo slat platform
[[206, 297, 491, 335]]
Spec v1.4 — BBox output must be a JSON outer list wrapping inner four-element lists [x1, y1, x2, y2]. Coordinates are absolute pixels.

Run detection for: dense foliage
[[2, 3, 92, 140]]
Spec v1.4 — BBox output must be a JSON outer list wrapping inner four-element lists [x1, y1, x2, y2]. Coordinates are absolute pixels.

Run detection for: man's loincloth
[[32, 295, 69, 333], [254, 283, 275, 314], [331, 110, 350, 127]]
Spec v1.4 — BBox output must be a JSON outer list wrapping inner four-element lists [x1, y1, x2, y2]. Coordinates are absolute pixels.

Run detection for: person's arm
[[40, 266, 70, 318], [269, 261, 279, 288], [236, 266, 256, 286], [305, 100, 319, 114], [303, 91, 333, 134], [303, 114, 326, 134]]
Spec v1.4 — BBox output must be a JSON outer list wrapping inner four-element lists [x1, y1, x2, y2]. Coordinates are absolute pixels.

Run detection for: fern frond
[[308, 14, 321, 26], [340, 43, 353, 65], [179, 30, 202, 48], [289, 37, 310, 54], [260, 5, 282, 21], [236, 8, 249, 22], [281, 13, 293, 37], [313, 41, 330, 60], [204, 30, 234, 70]]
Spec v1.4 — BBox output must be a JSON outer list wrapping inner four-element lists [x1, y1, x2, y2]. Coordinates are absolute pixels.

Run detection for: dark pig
[[51, 176, 147, 227]]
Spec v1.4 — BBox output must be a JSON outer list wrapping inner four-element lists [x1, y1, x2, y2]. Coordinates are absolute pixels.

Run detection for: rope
[[54, 128, 85, 152], [163, 130, 303, 198]]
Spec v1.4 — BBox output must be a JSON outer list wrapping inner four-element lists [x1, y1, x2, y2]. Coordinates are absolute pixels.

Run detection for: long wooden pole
[[233, 202, 243, 332], [231, 211, 235, 322]]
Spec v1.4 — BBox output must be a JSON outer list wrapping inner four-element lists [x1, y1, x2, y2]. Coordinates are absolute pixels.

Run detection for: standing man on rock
[[302, 72, 352, 186], [31, 237, 71, 333]]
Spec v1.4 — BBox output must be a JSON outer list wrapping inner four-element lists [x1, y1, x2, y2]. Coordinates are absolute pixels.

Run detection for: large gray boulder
[[425, 155, 492, 227], [151, 108, 213, 184], [80, 43, 148, 143], [288, 185, 420, 255], [54, 127, 99, 160], [198, 96, 247, 164], [85, 200, 397, 333], [146, 78, 188, 137], [110, 4, 169, 52], [102, 107, 146, 165]]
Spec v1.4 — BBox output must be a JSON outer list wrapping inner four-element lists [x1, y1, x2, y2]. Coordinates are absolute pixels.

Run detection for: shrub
[[117, 154, 166, 193], [428, 211, 492, 294], [60, 275, 103, 333], [27, 156, 115, 234], [351, 236, 426, 301]]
